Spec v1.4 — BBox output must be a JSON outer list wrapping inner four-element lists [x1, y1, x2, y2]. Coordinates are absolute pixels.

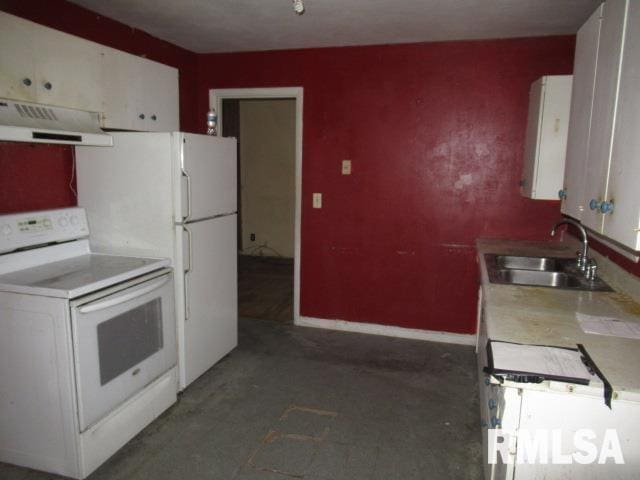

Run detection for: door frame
[[209, 87, 303, 324]]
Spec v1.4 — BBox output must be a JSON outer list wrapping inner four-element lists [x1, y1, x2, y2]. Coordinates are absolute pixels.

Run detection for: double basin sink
[[485, 254, 612, 292]]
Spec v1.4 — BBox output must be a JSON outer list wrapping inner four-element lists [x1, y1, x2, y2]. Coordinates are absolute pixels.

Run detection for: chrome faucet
[[550, 218, 590, 272]]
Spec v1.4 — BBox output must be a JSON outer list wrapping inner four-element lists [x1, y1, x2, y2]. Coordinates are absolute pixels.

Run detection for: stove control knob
[[1, 224, 11, 236], [43, 218, 52, 228], [58, 217, 69, 227]]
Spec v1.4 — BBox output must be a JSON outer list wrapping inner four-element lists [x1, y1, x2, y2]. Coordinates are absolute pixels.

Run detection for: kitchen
[[0, 0, 639, 479]]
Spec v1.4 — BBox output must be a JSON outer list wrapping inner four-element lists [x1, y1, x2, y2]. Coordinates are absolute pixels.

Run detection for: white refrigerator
[[76, 132, 237, 391]]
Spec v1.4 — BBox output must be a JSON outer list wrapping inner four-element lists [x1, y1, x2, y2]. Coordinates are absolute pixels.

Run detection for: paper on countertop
[[576, 312, 640, 340], [490, 341, 592, 383]]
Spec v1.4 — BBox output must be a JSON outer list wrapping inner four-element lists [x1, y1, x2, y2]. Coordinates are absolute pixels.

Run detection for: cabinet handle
[[151, 114, 157, 121], [43, 82, 52, 90], [139, 113, 145, 120], [589, 199, 602, 211], [488, 398, 497, 410], [558, 189, 567, 200], [600, 201, 614, 214], [22, 78, 32, 86]]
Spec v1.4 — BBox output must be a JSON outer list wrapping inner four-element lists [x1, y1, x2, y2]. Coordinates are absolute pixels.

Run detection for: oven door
[[71, 271, 176, 431]]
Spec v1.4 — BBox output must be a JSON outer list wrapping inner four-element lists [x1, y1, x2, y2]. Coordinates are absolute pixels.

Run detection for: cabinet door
[[101, 49, 179, 132], [0, 12, 37, 102], [521, 78, 544, 198], [603, 0, 640, 250], [138, 58, 179, 132], [522, 76, 572, 200], [534, 76, 572, 200], [101, 49, 141, 130], [582, 0, 627, 233], [34, 27, 104, 112], [562, 5, 603, 220]]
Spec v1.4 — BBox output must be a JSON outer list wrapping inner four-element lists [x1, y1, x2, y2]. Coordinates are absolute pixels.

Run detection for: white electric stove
[[0, 207, 178, 479]]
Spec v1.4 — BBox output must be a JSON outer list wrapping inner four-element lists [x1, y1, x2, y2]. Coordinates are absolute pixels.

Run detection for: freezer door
[[181, 215, 238, 388], [177, 133, 237, 222]]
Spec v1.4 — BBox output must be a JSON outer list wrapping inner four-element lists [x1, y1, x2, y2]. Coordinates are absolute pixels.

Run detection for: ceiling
[[68, 0, 601, 54]]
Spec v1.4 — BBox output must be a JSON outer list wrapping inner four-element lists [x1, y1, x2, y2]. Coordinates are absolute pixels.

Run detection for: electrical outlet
[[342, 159, 352, 175], [313, 193, 322, 209], [250, 233, 256, 241]]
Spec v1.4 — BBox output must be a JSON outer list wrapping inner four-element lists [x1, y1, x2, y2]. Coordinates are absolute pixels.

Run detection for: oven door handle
[[77, 276, 170, 314]]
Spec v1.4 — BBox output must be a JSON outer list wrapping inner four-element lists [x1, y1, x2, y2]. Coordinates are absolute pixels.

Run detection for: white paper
[[576, 312, 640, 340], [490, 341, 592, 383]]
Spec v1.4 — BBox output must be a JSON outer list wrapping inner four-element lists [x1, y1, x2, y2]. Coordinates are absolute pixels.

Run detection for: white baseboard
[[296, 316, 476, 346]]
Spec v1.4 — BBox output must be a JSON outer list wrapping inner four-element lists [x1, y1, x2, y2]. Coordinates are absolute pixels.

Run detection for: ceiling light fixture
[[292, 0, 305, 15]]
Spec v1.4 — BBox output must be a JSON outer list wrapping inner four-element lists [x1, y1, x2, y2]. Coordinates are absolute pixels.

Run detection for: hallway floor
[[1, 318, 482, 480], [238, 255, 293, 323]]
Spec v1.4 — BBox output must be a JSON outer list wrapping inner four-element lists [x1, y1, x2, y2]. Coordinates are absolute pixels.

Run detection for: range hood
[[0, 98, 112, 146]]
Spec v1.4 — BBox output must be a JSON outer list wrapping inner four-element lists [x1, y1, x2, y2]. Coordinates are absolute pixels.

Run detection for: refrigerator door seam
[[176, 212, 238, 225]]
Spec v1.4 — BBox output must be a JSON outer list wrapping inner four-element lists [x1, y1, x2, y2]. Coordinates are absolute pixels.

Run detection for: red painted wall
[[0, 143, 76, 212], [195, 38, 576, 333], [1, 3, 635, 333], [0, 0, 198, 214]]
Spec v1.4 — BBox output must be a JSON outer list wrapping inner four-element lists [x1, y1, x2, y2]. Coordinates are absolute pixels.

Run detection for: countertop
[[477, 238, 640, 401]]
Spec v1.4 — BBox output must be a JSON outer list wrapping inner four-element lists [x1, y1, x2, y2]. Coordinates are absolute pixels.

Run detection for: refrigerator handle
[[181, 167, 192, 223], [183, 225, 193, 320]]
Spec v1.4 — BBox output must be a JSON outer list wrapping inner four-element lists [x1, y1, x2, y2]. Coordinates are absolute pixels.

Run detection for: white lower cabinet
[[478, 379, 640, 480], [477, 305, 640, 479]]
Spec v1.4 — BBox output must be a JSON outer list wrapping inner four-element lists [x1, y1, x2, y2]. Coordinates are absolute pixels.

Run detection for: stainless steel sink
[[484, 254, 613, 292], [495, 255, 560, 271], [492, 269, 582, 288]]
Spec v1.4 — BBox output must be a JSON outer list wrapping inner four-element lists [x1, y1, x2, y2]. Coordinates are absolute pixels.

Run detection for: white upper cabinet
[[521, 75, 572, 200], [604, 0, 640, 250], [34, 26, 104, 113], [0, 12, 103, 111], [0, 11, 179, 132], [101, 48, 179, 132], [564, 0, 640, 251], [139, 57, 179, 132], [582, 0, 627, 234], [99, 49, 141, 130], [561, 5, 603, 220], [0, 12, 38, 102]]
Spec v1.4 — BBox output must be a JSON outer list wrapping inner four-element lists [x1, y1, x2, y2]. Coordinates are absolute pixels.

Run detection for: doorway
[[211, 88, 302, 324]]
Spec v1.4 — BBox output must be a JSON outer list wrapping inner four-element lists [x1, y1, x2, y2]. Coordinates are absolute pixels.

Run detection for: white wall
[[239, 99, 296, 258]]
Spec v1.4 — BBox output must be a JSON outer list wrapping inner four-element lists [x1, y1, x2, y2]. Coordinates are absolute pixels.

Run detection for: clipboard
[[484, 340, 592, 386], [483, 340, 613, 408]]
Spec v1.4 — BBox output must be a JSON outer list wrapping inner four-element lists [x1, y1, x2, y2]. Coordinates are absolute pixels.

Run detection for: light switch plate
[[313, 193, 322, 209], [342, 159, 352, 175]]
